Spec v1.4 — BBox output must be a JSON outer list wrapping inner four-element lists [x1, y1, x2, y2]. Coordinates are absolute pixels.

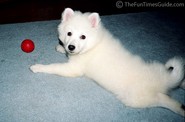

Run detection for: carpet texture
[[0, 11, 185, 122]]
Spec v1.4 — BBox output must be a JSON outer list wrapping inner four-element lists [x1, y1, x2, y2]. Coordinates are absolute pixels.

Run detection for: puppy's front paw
[[30, 64, 45, 73], [56, 45, 66, 53]]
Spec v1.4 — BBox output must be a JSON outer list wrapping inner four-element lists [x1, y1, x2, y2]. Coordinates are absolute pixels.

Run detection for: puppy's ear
[[62, 8, 74, 22], [88, 13, 100, 28]]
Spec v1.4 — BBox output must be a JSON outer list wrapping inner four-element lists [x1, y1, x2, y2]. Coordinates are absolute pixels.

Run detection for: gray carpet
[[0, 11, 185, 122]]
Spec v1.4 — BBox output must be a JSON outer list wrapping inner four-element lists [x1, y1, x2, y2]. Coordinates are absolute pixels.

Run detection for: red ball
[[21, 39, 35, 53]]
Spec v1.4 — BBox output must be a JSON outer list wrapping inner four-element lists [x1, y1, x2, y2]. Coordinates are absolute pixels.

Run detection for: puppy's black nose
[[68, 45, 75, 51]]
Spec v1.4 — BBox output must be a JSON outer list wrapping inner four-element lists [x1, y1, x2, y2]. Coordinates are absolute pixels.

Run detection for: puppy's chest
[[83, 55, 123, 78]]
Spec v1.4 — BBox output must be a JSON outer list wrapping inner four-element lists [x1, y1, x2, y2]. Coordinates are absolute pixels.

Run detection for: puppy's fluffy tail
[[165, 57, 185, 88]]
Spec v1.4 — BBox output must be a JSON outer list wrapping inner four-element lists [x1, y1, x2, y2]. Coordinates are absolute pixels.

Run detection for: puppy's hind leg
[[153, 93, 185, 117]]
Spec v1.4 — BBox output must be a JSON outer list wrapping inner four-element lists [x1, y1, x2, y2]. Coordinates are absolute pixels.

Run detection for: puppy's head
[[58, 8, 101, 55]]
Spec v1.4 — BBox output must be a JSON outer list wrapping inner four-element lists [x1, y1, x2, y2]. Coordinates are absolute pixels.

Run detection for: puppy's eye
[[67, 32, 72, 36], [80, 35, 86, 40]]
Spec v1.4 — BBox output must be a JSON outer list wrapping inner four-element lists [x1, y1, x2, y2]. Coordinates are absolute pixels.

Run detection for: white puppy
[[30, 8, 185, 116]]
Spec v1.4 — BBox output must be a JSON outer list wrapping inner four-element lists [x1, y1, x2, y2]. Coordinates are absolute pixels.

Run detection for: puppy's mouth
[[64, 45, 82, 55], [66, 50, 79, 55], [68, 51, 75, 54]]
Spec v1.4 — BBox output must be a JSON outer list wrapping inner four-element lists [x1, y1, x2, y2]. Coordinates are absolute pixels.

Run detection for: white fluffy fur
[[30, 8, 185, 117]]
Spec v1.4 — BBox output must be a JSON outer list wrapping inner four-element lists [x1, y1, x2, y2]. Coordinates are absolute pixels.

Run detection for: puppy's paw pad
[[30, 64, 44, 73]]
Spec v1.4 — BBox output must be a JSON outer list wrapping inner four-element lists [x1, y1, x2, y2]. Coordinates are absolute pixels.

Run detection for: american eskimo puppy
[[30, 8, 185, 116]]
